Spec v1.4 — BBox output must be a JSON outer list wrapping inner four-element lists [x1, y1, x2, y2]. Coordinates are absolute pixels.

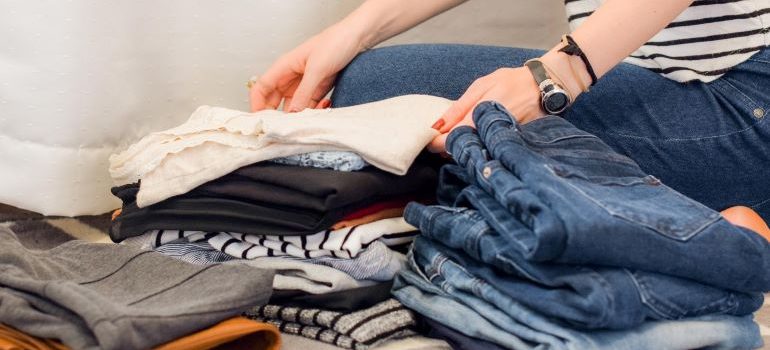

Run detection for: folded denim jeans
[[434, 101, 770, 293], [406, 231, 761, 329], [392, 250, 763, 350]]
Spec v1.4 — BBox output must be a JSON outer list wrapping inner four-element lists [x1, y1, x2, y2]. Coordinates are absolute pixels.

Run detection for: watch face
[[544, 91, 569, 114]]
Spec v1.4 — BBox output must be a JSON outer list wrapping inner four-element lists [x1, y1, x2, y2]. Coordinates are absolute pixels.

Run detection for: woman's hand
[[250, 0, 467, 113], [427, 67, 546, 153], [249, 22, 366, 113]]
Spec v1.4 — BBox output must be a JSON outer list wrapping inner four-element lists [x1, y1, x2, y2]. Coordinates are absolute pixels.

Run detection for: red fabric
[[342, 195, 433, 221]]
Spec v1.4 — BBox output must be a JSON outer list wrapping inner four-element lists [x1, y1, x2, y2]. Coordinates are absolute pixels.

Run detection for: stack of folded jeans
[[392, 102, 770, 349]]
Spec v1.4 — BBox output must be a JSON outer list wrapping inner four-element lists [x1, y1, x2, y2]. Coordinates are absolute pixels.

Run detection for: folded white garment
[[109, 94, 451, 207]]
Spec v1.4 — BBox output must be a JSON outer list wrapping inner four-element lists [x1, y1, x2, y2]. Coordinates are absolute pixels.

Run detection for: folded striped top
[[565, 0, 770, 82]]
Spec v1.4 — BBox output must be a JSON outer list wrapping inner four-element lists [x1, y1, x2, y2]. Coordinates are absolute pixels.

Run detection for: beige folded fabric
[[109, 94, 451, 207]]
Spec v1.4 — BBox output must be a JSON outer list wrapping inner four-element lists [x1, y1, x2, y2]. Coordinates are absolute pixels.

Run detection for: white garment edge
[[226, 257, 379, 294], [108, 94, 451, 208]]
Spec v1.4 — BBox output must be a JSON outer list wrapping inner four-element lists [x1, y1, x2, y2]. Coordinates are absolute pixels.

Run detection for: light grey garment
[[0, 226, 274, 350], [270, 151, 369, 172], [153, 239, 405, 281], [303, 241, 406, 281], [227, 257, 378, 294]]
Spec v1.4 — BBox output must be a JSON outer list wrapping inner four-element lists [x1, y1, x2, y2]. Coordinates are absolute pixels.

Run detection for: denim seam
[[549, 161, 720, 241], [492, 254, 540, 282], [579, 266, 615, 327], [577, 97, 768, 142], [468, 214, 499, 258], [429, 255, 448, 282], [526, 134, 600, 145], [687, 295, 739, 316], [629, 270, 739, 319], [713, 77, 762, 111], [442, 255, 489, 298], [627, 269, 681, 320], [577, 112, 766, 142], [752, 196, 770, 209], [559, 177, 718, 241], [538, 148, 639, 167], [464, 187, 532, 255]]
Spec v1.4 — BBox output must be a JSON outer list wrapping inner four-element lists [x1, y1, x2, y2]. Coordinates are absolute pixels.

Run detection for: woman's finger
[[427, 133, 448, 154], [251, 85, 282, 112], [316, 98, 332, 109], [437, 80, 488, 133], [287, 63, 327, 112]]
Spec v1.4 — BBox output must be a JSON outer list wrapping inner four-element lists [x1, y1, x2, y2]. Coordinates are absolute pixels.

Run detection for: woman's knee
[[332, 45, 420, 107]]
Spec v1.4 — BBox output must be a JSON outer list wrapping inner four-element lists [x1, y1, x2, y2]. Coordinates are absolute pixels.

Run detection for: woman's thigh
[[331, 44, 544, 106], [332, 44, 770, 219], [564, 47, 770, 218]]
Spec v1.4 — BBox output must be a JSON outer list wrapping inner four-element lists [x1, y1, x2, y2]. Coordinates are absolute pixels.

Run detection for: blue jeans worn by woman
[[331, 45, 770, 220]]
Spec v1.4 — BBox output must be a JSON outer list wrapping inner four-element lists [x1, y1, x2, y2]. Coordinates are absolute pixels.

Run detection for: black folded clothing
[[110, 161, 438, 242], [269, 281, 394, 312]]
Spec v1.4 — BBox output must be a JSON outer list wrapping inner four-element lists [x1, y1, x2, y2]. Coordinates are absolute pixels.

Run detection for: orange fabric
[[332, 207, 405, 230], [111, 208, 122, 221], [721, 206, 770, 241], [154, 317, 281, 350], [341, 197, 417, 221], [0, 324, 67, 350], [0, 318, 280, 350]]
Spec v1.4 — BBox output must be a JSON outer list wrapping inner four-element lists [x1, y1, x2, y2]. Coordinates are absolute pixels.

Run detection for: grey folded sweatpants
[[0, 226, 274, 350]]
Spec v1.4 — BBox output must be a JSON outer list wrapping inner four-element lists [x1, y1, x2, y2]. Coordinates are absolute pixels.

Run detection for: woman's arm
[[251, 0, 466, 112], [346, 0, 468, 51], [431, 0, 695, 151], [540, 0, 695, 99]]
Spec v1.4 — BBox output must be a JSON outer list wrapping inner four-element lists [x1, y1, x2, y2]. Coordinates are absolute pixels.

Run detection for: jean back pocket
[[553, 166, 721, 241]]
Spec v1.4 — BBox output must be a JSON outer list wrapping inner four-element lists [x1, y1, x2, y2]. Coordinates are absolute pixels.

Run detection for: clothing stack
[[107, 95, 454, 349], [392, 102, 770, 350], [0, 226, 281, 350]]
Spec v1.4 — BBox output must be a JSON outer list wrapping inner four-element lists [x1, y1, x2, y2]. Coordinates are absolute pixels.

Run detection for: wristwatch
[[524, 60, 571, 115]]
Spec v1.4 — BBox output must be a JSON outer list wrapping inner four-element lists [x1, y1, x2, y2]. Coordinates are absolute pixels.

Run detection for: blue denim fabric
[[417, 101, 770, 293], [403, 207, 761, 329], [332, 45, 770, 220], [392, 255, 763, 350]]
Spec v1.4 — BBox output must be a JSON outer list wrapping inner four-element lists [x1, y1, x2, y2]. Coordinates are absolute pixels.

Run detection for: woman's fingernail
[[320, 99, 332, 108], [431, 119, 445, 130]]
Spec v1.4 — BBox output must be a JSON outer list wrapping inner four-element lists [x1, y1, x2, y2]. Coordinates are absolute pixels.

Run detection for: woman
[[249, 0, 770, 236]]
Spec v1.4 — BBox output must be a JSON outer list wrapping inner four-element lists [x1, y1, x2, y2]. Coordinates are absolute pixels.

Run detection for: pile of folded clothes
[[106, 95, 455, 349], [392, 102, 770, 350], [0, 226, 281, 350]]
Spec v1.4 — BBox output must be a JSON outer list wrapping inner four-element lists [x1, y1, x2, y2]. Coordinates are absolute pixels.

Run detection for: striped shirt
[[564, 0, 770, 82], [132, 217, 419, 260]]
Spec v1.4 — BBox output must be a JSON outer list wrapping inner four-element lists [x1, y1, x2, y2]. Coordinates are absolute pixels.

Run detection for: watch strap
[[525, 60, 549, 86]]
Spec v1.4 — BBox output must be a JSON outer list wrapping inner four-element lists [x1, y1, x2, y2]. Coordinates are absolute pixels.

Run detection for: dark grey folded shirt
[[0, 226, 274, 350]]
